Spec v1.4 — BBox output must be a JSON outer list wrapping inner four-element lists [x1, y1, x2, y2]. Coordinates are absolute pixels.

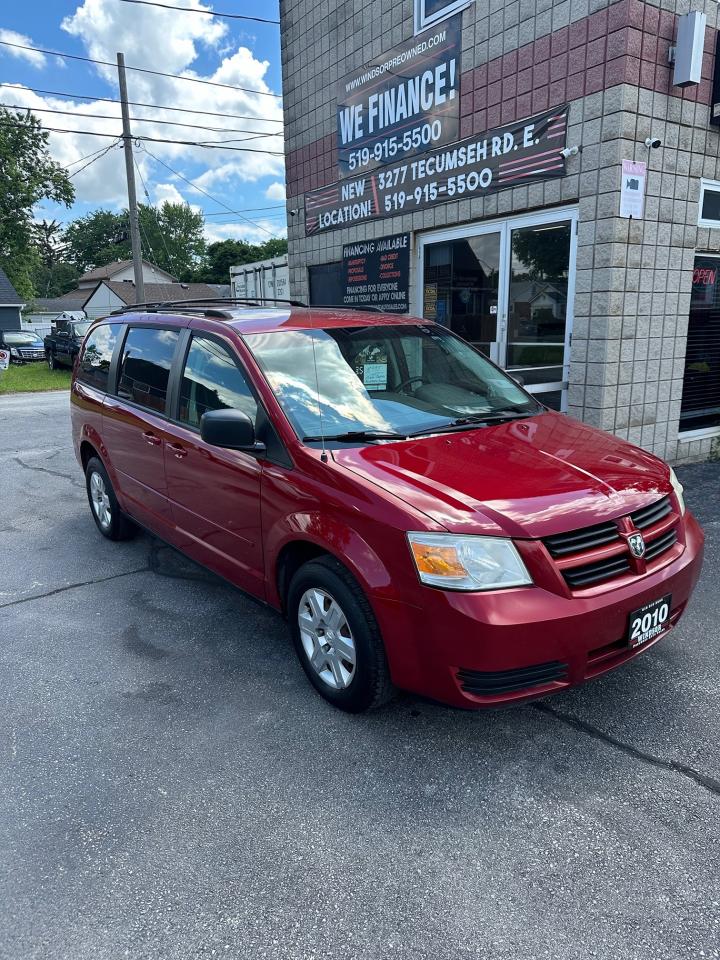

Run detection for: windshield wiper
[[302, 429, 408, 443], [409, 410, 535, 437]]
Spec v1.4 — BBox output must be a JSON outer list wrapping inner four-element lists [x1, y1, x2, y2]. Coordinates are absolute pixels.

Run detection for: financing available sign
[[342, 233, 410, 313], [306, 106, 569, 237], [336, 15, 461, 179]]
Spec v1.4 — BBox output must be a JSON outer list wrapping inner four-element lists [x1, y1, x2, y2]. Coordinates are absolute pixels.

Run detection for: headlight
[[669, 468, 686, 515], [9, 347, 19, 357], [407, 532, 533, 591]]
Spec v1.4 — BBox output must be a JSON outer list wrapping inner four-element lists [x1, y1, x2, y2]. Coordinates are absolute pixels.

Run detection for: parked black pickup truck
[[44, 318, 91, 370]]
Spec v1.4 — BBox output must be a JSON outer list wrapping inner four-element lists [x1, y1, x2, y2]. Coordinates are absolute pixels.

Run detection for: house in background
[[0, 267, 25, 332], [83, 279, 223, 319], [76, 259, 176, 292], [24, 292, 88, 335]]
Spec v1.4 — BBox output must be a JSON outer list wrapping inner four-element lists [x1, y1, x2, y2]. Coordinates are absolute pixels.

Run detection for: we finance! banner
[[305, 106, 570, 237], [336, 16, 461, 179]]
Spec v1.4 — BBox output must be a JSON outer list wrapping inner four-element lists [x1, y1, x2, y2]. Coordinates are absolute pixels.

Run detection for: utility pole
[[117, 52, 145, 304]]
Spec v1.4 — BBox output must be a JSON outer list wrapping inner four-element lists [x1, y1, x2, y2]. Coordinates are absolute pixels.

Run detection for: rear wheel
[[85, 456, 135, 541], [287, 556, 392, 712]]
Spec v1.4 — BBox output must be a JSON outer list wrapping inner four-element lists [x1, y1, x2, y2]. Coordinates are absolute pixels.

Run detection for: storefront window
[[679, 256, 720, 434]]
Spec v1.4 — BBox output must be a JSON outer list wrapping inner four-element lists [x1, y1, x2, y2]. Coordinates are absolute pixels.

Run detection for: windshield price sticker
[[306, 106, 569, 236], [337, 16, 461, 179]]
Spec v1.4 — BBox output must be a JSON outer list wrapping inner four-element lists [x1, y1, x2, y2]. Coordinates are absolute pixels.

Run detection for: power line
[[118, 0, 279, 24], [69, 140, 122, 178], [0, 39, 283, 98], [141, 145, 278, 239], [63, 142, 117, 169], [0, 84, 283, 125], [0, 101, 282, 139], [0, 114, 285, 154], [133, 155, 175, 269], [204, 205, 284, 215]]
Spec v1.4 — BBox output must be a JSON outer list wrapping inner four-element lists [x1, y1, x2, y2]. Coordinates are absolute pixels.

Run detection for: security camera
[[560, 145, 580, 159], [645, 137, 662, 149], [289, 208, 299, 217]]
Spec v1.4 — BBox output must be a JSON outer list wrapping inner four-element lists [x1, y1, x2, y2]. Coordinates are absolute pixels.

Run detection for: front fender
[[266, 513, 427, 691], [267, 511, 398, 608]]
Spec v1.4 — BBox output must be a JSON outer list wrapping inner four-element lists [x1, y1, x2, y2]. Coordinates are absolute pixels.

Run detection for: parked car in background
[[44, 318, 91, 370], [70, 302, 704, 713], [0, 330, 46, 363]]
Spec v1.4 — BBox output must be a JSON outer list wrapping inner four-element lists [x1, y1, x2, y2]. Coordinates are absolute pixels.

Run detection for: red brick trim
[[286, 0, 716, 199]]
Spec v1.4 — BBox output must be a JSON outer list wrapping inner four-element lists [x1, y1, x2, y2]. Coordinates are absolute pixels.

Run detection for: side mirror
[[200, 409, 264, 452]]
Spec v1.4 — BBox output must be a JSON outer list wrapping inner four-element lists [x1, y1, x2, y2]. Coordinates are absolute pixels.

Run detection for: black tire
[[287, 556, 393, 712], [85, 456, 135, 541], [47, 351, 56, 370]]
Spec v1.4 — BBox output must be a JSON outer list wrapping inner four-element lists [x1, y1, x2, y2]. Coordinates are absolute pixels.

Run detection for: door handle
[[167, 442, 188, 459], [142, 431, 162, 446]]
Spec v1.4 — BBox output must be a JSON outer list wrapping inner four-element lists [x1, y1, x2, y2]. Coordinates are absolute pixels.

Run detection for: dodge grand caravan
[[70, 302, 704, 712]]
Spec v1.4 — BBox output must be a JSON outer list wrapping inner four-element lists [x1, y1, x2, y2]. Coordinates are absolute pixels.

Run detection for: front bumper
[[374, 511, 704, 708]]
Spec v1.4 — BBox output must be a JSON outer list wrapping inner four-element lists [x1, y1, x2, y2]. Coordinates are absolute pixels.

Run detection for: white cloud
[[153, 182, 185, 206], [8, 0, 286, 219], [0, 29, 47, 68], [204, 220, 287, 245], [265, 181, 286, 201]]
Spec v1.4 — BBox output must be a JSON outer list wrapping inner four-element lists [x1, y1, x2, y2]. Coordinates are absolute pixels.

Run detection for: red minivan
[[71, 303, 704, 712]]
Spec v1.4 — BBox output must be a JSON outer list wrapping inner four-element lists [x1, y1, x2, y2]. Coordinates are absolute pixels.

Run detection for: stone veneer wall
[[280, 0, 720, 462]]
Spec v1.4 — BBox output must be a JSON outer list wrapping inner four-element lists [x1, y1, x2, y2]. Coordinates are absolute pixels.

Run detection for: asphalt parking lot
[[1, 389, 719, 960]]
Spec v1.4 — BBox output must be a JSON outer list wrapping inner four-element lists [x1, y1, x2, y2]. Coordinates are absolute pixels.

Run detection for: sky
[[0, 0, 286, 245]]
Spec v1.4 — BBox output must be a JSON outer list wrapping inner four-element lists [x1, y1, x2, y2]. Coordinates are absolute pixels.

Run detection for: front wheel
[[85, 456, 135, 541], [287, 556, 393, 712]]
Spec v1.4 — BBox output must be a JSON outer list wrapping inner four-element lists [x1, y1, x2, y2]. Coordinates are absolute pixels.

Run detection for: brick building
[[280, 0, 720, 462]]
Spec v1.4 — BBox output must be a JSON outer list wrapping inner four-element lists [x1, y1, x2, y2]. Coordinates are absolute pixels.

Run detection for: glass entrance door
[[421, 232, 501, 360], [420, 210, 577, 410], [504, 221, 572, 411]]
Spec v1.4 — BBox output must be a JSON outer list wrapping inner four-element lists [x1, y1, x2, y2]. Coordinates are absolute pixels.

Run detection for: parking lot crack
[[0, 567, 150, 609], [532, 702, 720, 798], [13, 455, 83, 487]]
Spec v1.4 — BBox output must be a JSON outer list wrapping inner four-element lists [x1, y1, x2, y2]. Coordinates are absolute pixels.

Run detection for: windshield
[[73, 322, 91, 337], [244, 324, 541, 441], [4, 332, 40, 345]]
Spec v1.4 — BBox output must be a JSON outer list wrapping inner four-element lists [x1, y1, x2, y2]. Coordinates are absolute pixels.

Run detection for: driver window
[[179, 335, 257, 428]]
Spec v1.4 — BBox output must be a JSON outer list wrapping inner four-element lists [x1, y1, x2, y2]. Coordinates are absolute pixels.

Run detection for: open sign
[[0, 349, 10, 371]]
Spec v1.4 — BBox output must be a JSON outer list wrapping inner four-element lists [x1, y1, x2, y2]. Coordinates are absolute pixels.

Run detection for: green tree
[[63, 209, 130, 273], [63, 202, 206, 280], [0, 109, 74, 299], [138, 202, 206, 280], [195, 237, 288, 284]]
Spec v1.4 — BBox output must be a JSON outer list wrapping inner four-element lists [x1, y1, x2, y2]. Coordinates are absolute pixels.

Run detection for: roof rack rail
[[110, 296, 308, 315]]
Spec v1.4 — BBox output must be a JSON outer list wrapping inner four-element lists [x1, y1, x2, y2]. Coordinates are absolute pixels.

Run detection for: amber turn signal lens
[[410, 542, 468, 578]]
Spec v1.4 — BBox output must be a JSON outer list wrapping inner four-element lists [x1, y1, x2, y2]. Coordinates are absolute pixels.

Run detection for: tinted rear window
[[117, 327, 179, 413], [78, 323, 122, 391]]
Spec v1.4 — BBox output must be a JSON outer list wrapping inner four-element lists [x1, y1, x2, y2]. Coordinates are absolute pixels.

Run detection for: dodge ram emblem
[[628, 533, 646, 558]]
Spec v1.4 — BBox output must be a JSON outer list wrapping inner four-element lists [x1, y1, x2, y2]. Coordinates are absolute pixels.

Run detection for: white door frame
[[415, 205, 579, 411]]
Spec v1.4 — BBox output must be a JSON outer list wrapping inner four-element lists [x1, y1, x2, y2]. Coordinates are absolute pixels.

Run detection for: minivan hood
[[332, 412, 672, 538]]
